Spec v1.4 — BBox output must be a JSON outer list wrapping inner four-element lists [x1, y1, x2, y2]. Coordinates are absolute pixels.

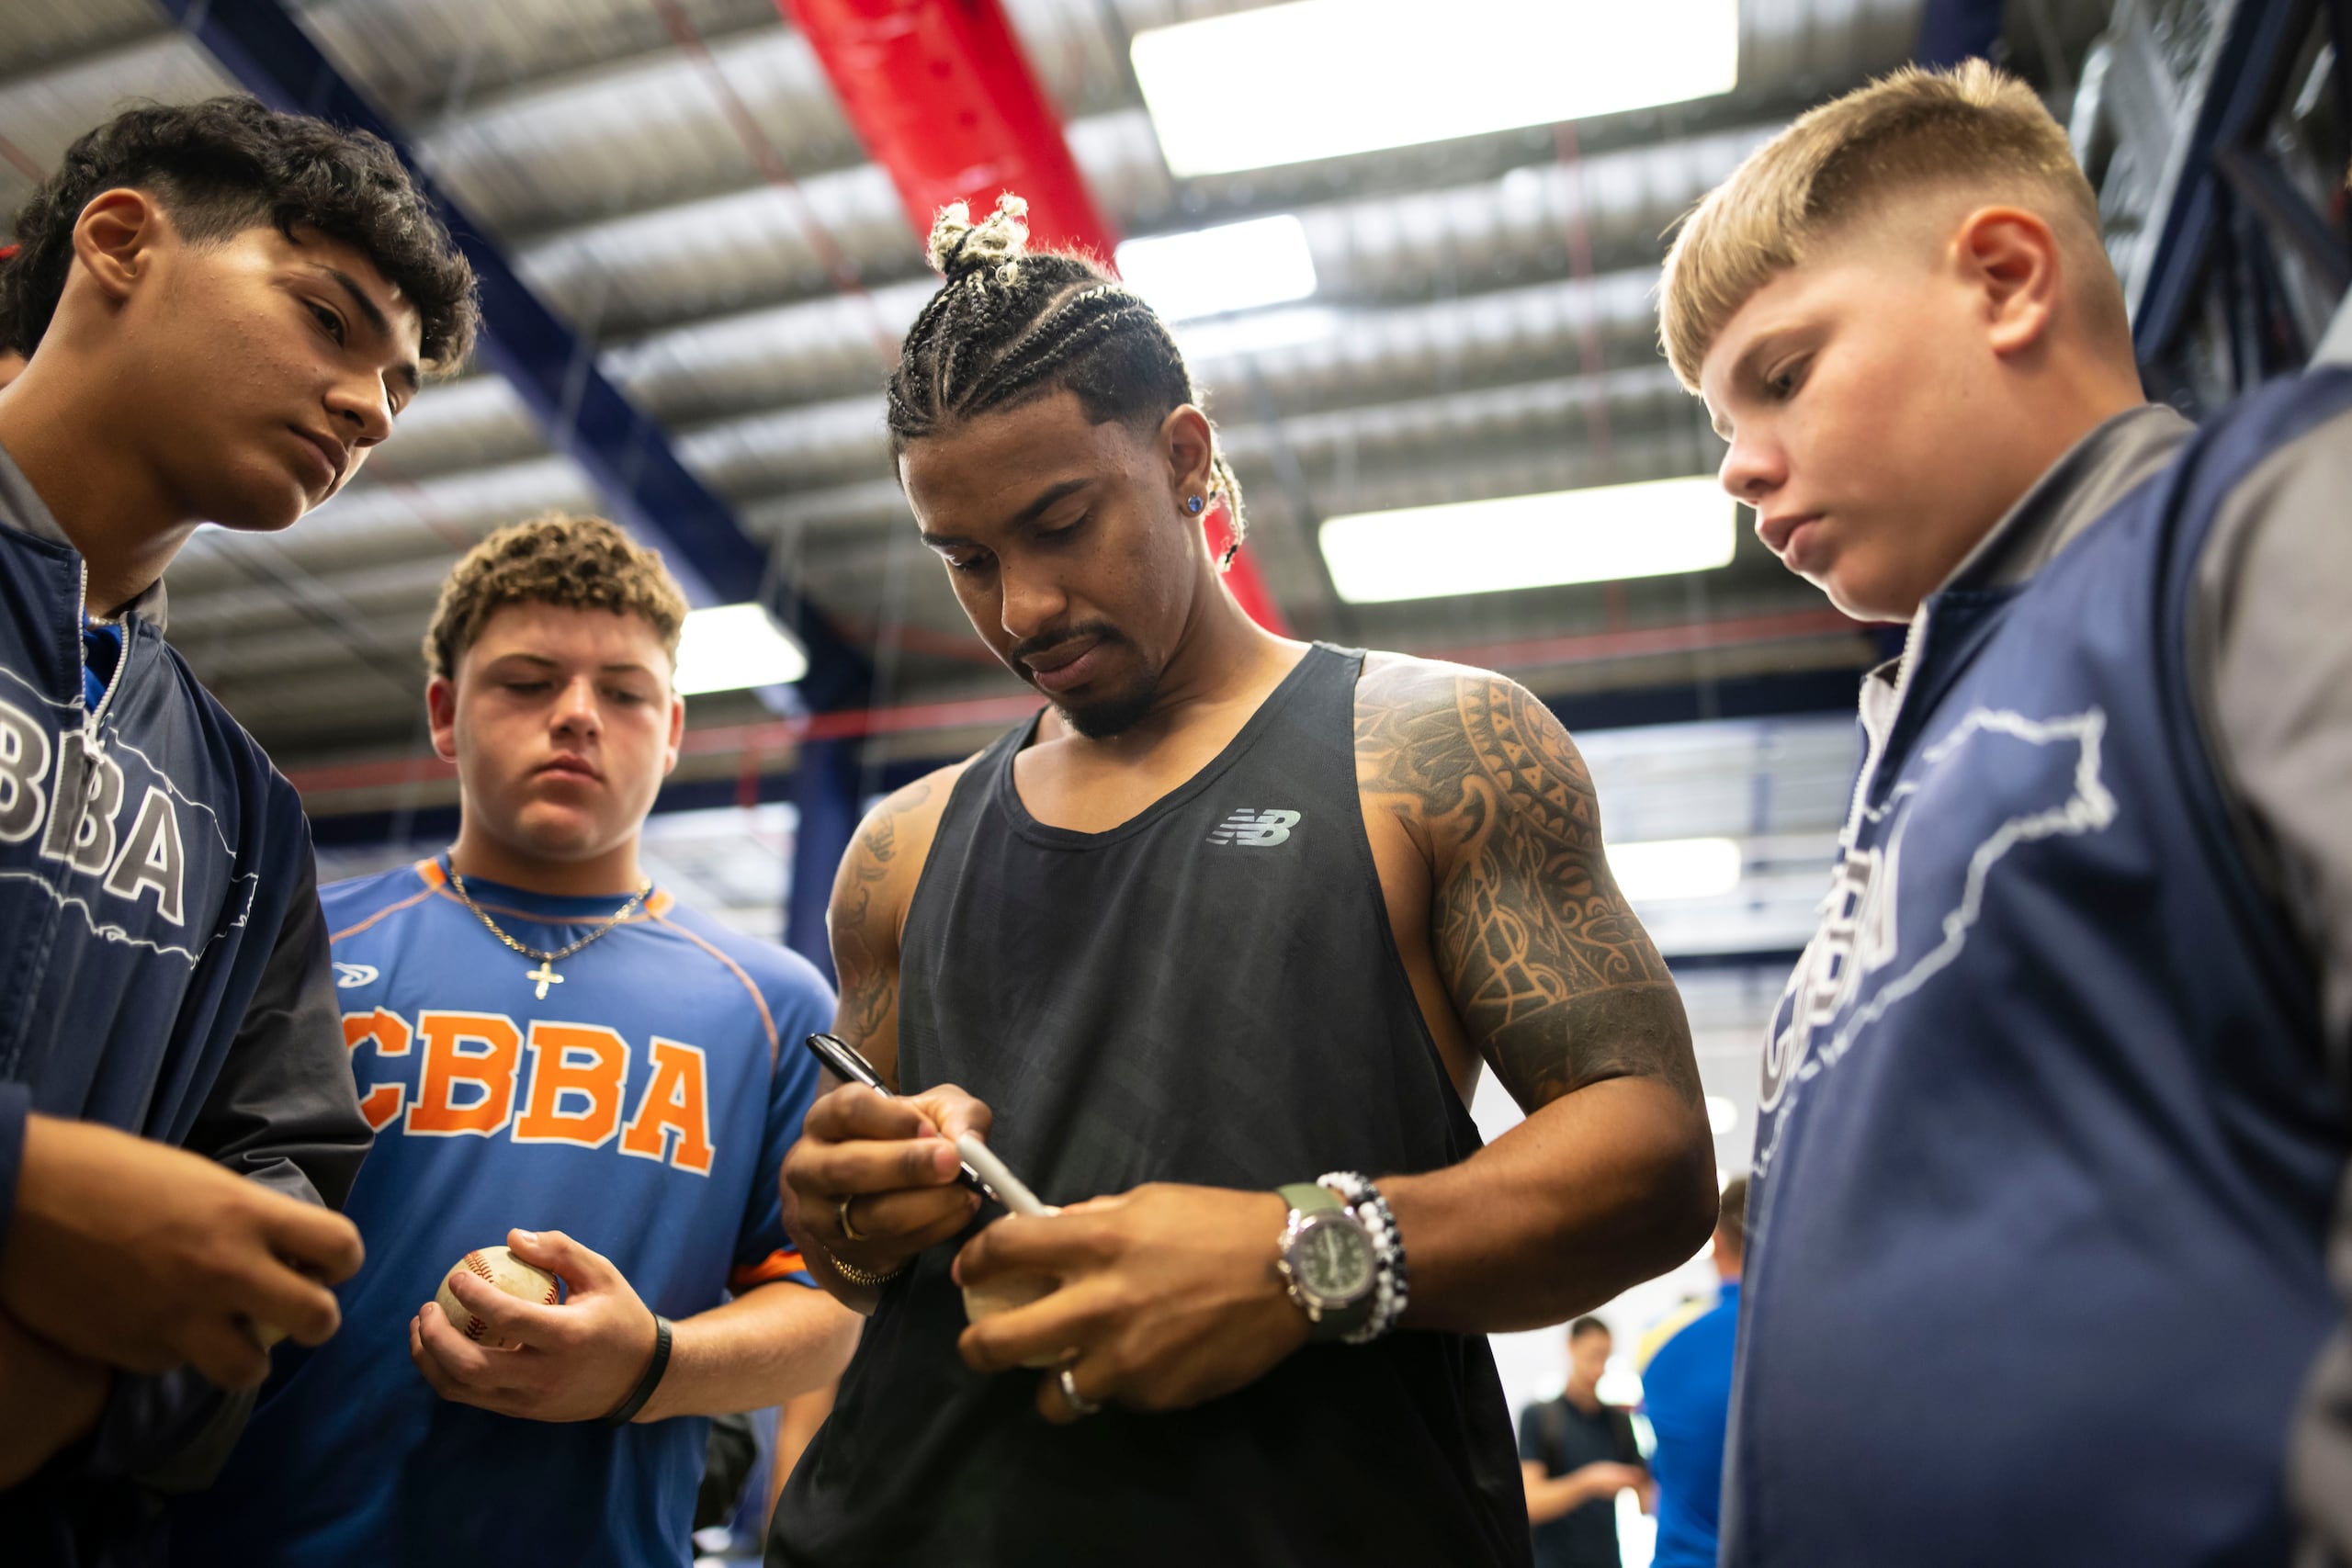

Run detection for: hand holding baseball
[[0, 1114, 363, 1390], [411, 1228, 660, 1424], [0, 1308, 110, 1487]]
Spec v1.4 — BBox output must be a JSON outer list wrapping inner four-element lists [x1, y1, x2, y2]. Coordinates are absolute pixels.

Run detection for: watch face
[[1293, 1213, 1375, 1304]]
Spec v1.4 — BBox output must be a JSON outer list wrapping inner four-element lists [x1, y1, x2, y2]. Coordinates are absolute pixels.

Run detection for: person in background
[[696, 1410, 761, 1545], [1640, 1177, 1747, 1568], [1519, 1317, 1648, 1568]]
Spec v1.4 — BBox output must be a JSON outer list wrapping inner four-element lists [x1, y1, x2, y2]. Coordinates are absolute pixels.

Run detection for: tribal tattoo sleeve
[[1357, 660, 1699, 1111]]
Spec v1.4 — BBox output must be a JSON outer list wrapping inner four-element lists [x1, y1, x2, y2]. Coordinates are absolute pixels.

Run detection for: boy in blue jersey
[[1660, 62, 2352, 1565], [0, 99, 476, 1563], [171, 515, 860, 1565]]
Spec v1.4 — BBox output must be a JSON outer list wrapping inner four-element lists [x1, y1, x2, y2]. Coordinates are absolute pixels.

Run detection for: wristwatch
[[1274, 1182, 1376, 1342]]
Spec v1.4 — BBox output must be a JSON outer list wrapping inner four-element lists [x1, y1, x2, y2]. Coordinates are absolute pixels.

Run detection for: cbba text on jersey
[[343, 1008, 718, 1175]]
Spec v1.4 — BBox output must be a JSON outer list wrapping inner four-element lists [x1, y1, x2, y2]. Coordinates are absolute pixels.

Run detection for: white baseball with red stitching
[[432, 1245, 560, 1348]]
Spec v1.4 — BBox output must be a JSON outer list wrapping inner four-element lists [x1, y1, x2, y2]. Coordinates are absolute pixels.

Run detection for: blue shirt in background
[[1642, 1281, 1738, 1568]]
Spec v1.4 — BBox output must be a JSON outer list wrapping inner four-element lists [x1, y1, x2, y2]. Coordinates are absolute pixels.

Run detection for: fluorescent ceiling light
[[1114, 216, 1317, 321], [1318, 476, 1736, 604], [1706, 1095, 1739, 1135], [1605, 837, 1743, 901], [673, 603, 808, 694], [1131, 0, 1740, 176], [1171, 303, 1342, 364]]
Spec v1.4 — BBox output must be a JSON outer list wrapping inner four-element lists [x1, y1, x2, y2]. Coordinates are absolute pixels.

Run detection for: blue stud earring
[[1185, 495, 1204, 514]]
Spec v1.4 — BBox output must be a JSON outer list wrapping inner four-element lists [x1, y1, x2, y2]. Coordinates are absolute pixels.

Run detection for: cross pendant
[[526, 961, 563, 999]]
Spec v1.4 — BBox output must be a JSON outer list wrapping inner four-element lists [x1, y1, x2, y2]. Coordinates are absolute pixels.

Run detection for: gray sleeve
[[2195, 396, 2352, 1563], [2195, 400, 2352, 1074]]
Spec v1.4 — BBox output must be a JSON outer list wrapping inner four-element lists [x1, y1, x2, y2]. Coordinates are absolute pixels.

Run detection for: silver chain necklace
[[445, 861, 651, 999]]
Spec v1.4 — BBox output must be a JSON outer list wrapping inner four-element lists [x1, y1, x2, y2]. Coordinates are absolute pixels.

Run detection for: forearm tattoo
[[830, 778, 933, 1079], [1357, 665, 1697, 1110]]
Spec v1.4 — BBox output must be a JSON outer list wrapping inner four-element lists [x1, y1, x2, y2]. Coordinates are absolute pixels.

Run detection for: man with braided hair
[[771, 195, 1716, 1566]]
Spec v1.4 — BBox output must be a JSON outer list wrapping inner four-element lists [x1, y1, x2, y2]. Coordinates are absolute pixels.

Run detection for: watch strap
[[1278, 1181, 1340, 1216]]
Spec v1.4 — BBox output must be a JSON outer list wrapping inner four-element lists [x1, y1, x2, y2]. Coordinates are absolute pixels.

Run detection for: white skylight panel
[[1131, 0, 1741, 176], [673, 603, 808, 694], [1317, 476, 1737, 604]]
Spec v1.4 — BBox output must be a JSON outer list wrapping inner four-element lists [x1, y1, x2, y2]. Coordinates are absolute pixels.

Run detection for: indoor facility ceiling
[[0, 0, 2106, 784]]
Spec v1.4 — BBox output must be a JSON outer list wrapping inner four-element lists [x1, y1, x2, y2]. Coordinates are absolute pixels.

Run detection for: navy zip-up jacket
[[0, 441, 372, 1565], [1725, 376, 2352, 1566]]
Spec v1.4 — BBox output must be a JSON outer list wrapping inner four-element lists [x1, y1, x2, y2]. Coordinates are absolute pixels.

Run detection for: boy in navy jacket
[[0, 96, 476, 1562], [1661, 62, 2352, 1566]]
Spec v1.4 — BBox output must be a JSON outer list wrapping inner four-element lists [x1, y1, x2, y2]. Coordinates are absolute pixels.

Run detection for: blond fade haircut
[[424, 513, 690, 683], [1659, 60, 2120, 389]]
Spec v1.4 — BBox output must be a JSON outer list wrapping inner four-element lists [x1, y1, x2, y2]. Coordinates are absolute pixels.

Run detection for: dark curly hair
[[424, 513, 688, 682], [1, 96, 478, 370], [887, 194, 1248, 563]]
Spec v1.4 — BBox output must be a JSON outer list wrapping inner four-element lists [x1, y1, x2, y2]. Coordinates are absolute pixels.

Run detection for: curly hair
[[424, 514, 690, 683], [887, 193, 1250, 565], [1, 96, 478, 369]]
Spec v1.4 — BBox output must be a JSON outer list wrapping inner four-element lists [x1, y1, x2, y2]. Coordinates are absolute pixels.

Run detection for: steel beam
[[161, 0, 870, 711], [1915, 0, 2007, 66], [786, 738, 861, 985], [2212, 144, 2352, 299], [2130, 0, 2328, 364]]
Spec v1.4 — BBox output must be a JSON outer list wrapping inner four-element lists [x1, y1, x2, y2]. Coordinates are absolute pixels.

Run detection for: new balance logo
[[1207, 808, 1301, 847]]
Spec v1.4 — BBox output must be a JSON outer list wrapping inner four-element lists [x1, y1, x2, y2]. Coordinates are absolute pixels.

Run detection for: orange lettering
[[344, 1008, 412, 1133], [405, 1010, 523, 1137], [514, 1021, 630, 1150], [619, 1037, 714, 1176]]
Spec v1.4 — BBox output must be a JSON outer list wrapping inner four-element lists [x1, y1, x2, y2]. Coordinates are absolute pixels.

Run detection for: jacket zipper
[[1838, 603, 1931, 853], [76, 557, 132, 743]]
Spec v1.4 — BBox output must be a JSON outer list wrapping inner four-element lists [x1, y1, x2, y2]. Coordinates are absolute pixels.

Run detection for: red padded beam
[[783, 0, 1289, 631]]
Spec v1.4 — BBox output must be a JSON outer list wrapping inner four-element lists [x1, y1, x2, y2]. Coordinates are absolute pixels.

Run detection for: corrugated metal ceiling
[[0, 0, 1988, 770]]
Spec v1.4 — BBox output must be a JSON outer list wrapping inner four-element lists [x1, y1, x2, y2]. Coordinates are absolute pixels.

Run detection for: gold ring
[[837, 1194, 867, 1244]]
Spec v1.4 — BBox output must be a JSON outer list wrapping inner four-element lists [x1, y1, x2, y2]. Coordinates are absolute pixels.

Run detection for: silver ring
[[1057, 1365, 1102, 1417], [837, 1195, 867, 1244]]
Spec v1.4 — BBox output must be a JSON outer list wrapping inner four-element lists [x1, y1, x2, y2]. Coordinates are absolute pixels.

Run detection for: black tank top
[[773, 644, 1530, 1567]]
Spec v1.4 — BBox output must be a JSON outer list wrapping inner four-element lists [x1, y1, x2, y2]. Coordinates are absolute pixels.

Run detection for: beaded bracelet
[[1317, 1170, 1409, 1344]]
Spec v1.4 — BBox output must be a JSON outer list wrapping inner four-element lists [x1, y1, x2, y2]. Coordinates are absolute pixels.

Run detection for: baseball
[[963, 1258, 1061, 1368], [434, 1246, 560, 1348], [960, 1199, 1064, 1367]]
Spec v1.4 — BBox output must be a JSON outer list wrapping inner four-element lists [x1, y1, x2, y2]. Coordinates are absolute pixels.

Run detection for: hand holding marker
[[802, 1032, 1059, 1332]]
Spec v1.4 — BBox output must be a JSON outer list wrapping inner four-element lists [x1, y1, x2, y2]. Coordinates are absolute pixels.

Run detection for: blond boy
[[1662, 62, 2352, 1564]]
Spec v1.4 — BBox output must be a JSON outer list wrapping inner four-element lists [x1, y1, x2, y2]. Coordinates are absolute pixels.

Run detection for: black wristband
[[603, 1314, 673, 1426]]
